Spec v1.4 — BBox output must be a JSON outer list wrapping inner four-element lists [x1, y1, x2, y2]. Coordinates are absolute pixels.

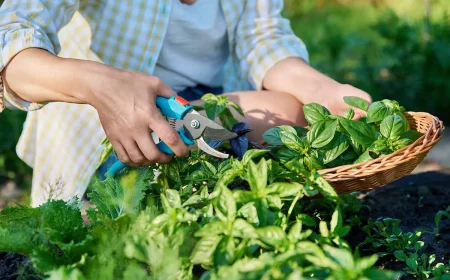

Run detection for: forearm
[[1, 48, 113, 105], [262, 57, 340, 104]]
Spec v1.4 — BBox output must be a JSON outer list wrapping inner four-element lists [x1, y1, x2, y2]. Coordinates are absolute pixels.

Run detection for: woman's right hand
[[81, 64, 190, 167], [2, 48, 189, 166]]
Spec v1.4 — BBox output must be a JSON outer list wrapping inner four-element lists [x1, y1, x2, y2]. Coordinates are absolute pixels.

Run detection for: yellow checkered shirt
[[0, 0, 308, 206]]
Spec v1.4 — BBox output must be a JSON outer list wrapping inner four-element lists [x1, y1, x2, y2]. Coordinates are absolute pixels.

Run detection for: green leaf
[[214, 235, 235, 267], [293, 126, 309, 137], [304, 151, 323, 171], [165, 189, 181, 208], [219, 108, 239, 130], [191, 235, 222, 264], [366, 101, 394, 123], [394, 138, 413, 150], [307, 119, 337, 148], [339, 118, 377, 148], [276, 147, 299, 163], [303, 103, 330, 125], [196, 220, 227, 237], [227, 101, 245, 117], [232, 218, 257, 239], [322, 245, 354, 270], [215, 187, 237, 222], [280, 130, 305, 150], [256, 226, 288, 248], [202, 161, 217, 175], [87, 169, 151, 219], [266, 182, 303, 197], [242, 150, 268, 165], [394, 250, 408, 261], [247, 159, 268, 193], [330, 207, 343, 232], [344, 108, 355, 120], [322, 133, 350, 164], [262, 127, 283, 145], [233, 190, 258, 204], [344, 96, 369, 111], [354, 149, 376, 164], [314, 176, 338, 198], [47, 267, 86, 280], [400, 130, 423, 142], [380, 115, 406, 139]]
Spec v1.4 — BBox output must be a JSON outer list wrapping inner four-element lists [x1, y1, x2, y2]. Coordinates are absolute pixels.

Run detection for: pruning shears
[[106, 95, 238, 178]]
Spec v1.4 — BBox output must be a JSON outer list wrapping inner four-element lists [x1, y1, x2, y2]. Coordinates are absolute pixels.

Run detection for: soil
[[358, 170, 450, 279]]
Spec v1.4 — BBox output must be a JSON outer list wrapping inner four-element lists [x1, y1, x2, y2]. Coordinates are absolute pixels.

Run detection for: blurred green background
[[0, 0, 449, 189]]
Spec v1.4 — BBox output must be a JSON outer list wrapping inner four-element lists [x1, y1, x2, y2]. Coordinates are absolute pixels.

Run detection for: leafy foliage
[[262, 97, 421, 171]]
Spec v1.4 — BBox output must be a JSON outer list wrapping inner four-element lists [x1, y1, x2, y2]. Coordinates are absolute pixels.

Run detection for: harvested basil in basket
[[262, 96, 422, 171]]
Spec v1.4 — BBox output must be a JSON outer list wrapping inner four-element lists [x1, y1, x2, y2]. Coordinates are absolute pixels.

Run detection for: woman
[[0, 0, 370, 206]]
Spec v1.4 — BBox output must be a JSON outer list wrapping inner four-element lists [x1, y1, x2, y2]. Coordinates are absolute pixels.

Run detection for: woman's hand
[[83, 65, 190, 167], [263, 57, 372, 118], [2, 48, 189, 166]]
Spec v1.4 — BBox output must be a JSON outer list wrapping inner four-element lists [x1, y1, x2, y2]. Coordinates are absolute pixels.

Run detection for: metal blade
[[196, 137, 230, 158], [203, 126, 238, 140], [182, 110, 238, 140]]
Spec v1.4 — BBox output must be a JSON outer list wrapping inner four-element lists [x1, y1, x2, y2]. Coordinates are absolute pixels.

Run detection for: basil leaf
[[304, 150, 323, 171], [242, 150, 268, 165], [266, 182, 303, 197], [191, 235, 222, 264], [339, 118, 377, 148], [322, 133, 349, 164], [256, 226, 288, 248], [280, 130, 303, 150], [262, 127, 282, 145], [213, 235, 235, 267], [400, 130, 423, 142], [232, 219, 258, 239], [307, 119, 337, 148], [354, 149, 377, 164], [215, 187, 236, 222], [380, 115, 407, 139], [344, 108, 355, 120], [276, 147, 299, 163], [343, 96, 369, 111], [303, 103, 330, 125], [247, 159, 267, 193], [366, 101, 394, 123], [394, 138, 413, 150], [369, 138, 388, 155], [293, 126, 309, 137]]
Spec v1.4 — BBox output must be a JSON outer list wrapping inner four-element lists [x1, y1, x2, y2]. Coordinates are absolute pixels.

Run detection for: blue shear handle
[[156, 96, 193, 120], [156, 128, 195, 155], [106, 129, 195, 178]]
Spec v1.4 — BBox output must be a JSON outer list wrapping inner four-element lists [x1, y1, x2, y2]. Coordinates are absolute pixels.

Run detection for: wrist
[[67, 59, 121, 107]]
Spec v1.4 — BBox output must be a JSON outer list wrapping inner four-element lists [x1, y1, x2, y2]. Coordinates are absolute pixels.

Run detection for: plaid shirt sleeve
[[0, 0, 79, 113], [235, 0, 309, 90]]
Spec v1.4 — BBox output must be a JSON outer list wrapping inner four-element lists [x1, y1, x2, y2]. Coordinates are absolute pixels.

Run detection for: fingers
[[148, 103, 190, 157], [134, 129, 172, 164]]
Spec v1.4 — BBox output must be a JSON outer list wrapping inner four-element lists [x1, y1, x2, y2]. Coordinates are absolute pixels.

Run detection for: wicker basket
[[318, 112, 445, 194]]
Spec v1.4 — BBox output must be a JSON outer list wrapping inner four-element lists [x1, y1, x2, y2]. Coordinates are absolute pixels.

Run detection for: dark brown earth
[[359, 170, 450, 279]]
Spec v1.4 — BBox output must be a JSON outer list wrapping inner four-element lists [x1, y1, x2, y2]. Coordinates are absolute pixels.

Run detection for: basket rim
[[317, 111, 445, 180]]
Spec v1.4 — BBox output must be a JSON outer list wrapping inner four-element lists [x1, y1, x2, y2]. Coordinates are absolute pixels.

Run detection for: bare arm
[[263, 57, 372, 117], [2, 48, 189, 165]]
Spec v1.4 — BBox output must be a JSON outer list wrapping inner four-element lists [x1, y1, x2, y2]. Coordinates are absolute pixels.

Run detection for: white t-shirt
[[153, 0, 229, 92]]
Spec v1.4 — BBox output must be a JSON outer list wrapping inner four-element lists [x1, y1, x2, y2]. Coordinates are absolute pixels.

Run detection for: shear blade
[[196, 137, 230, 158]]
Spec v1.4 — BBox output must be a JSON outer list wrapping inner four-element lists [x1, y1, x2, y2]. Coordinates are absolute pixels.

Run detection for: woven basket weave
[[318, 112, 445, 194]]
